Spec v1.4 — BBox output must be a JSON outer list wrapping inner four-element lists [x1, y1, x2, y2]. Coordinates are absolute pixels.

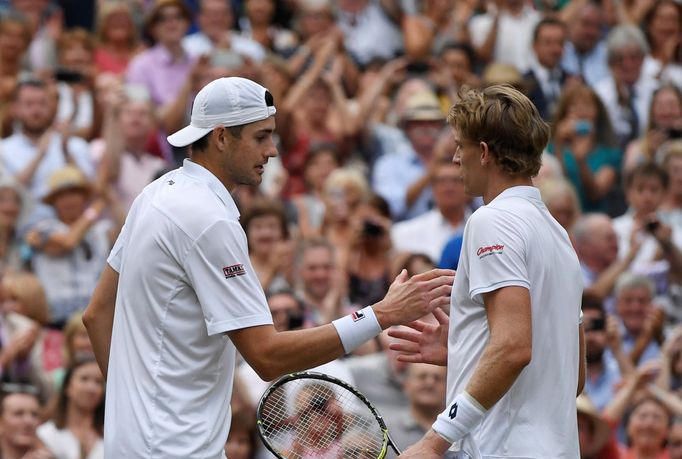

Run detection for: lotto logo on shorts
[[223, 264, 246, 278], [477, 244, 505, 259], [352, 310, 365, 322]]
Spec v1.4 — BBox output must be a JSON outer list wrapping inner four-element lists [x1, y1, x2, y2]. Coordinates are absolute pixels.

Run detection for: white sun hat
[[167, 77, 276, 148]]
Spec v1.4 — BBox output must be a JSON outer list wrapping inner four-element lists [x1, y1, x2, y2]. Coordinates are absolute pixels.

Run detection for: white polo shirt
[[440, 186, 582, 458], [104, 159, 272, 459]]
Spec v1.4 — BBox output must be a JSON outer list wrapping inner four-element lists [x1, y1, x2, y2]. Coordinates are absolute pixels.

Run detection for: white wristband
[[432, 391, 486, 444], [332, 306, 382, 354]]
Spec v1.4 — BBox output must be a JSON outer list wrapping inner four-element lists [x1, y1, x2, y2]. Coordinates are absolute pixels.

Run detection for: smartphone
[[574, 120, 593, 136], [363, 220, 385, 237], [54, 68, 84, 84], [406, 61, 430, 74]]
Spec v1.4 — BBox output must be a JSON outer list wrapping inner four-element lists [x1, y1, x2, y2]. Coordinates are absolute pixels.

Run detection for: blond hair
[[448, 85, 549, 177], [2, 272, 49, 325]]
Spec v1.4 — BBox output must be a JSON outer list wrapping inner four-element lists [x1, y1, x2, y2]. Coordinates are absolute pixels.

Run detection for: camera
[[645, 219, 661, 233], [586, 317, 605, 332], [363, 220, 384, 237]]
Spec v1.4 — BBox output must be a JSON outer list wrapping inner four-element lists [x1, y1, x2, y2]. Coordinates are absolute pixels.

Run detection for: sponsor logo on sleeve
[[223, 264, 246, 278], [476, 244, 505, 259], [351, 310, 365, 322]]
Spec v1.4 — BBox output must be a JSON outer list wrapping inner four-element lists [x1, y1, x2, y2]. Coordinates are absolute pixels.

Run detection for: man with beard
[[1, 79, 94, 224], [582, 293, 627, 410]]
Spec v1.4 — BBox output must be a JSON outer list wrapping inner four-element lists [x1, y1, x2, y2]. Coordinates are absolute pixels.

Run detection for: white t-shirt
[[441, 186, 582, 458], [104, 159, 273, 459], [37, 421, 104, 459]]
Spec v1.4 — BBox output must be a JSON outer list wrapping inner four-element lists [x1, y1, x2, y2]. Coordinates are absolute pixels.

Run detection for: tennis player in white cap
[[83, 76, 455, 459]]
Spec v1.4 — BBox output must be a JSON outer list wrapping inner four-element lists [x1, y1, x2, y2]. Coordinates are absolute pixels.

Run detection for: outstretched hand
[[387, 308, 450, 366], [373, 268, 454, 329]]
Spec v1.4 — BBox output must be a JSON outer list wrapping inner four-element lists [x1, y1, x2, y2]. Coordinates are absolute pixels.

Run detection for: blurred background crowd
[[0, 0, 679, 457]]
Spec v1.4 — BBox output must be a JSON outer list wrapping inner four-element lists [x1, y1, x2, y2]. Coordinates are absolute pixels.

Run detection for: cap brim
[[167, 125, 212, 148]]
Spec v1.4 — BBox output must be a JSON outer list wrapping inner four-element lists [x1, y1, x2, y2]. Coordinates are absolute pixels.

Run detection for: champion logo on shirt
[[223, 264, 246, 278], [477, 244, 505, 259], [351, 310, 365, 322]]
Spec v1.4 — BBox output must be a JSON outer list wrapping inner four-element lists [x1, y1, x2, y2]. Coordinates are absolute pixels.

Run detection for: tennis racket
[[256, 371, 402, 459]]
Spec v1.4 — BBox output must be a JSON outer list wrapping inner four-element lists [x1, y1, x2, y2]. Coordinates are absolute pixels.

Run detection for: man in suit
[[524, 17, 572, 120]]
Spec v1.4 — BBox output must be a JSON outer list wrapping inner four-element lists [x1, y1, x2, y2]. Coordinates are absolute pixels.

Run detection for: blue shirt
[[562, 40, 610, 87]]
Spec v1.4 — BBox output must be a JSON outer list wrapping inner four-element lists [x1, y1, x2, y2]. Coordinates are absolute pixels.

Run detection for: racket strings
[[260, 379, 386, 458]]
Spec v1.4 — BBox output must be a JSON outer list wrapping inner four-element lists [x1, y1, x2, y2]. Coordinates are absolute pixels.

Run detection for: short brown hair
[[57, 28, 95, 56], [240, 197, 290, 240], [448, 85, 549, 177]]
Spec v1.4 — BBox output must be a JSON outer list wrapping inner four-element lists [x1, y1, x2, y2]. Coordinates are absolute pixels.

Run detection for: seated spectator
[[468, 0, 542, 73], [335, 0, 403, 67], [0, 386, 55, 459], [582, 293, 628, 410], [93, 84, 167, 210], [277, 37, 354, 197], [93, 1, 142, 77], [561, 1, 610, 86], [612, 162, 682, 309], [0, 13, 31, 138], [436, 42, 481, 103], [538, 178, 581, 231], [572, 213, 637, 309], [0, 177, 32, 272], [385, 362, 447, 452], [26, 166, 124, 328], [655, 326, 682, 394], [395, 252, 435, 278], [371, 90, 445, 221], [37, 358, 104, 459], [661, 141, 682, 228], [293, 237, 350, 327], [621, 397, 671, 459], [126, 0, 196, 163], [0, 271, 52, 399], [611, 273, 663, 367], [321, 168, 370, 250], [225, 408, 258, 459], [239, 0, 297, 55], [594, 25, 659, 148], [54, 28, 96, 141], [343, 193, 393, 308], [524, 17, 574, 121], [391, 157, 469, 263], [51, 312, 95, 390], [641, 0, 682, 88], [1, 79, 95, 225], [240, 197, 293, 293], [401, 0, 471, 60], [624, 85, 682, 171], [182, 0, 266, 63], [292, 143, 340, 238], [549, 83, 621, 213]]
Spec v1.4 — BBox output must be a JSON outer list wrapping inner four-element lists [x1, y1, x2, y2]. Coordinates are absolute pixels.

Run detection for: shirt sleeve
[[107, 223, 126, 273], [183, 219, 272, 336], [372, 155, 409, 219], [465, 207, 530, 303]]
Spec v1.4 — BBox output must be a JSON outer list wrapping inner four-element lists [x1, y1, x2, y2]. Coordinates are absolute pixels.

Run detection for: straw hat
[[42, 166, 91, 205], [400, 91, 444, 123], [577, 394, 611, 456]]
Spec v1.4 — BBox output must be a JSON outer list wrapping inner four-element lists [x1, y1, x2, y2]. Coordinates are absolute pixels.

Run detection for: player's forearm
[[231, 324, 345, 381], [465, 340, 531, 409]]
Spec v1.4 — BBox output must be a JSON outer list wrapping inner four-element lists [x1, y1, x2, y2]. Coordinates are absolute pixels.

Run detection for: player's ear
[[214, 127, 227, 152], [479, 141, 490, 166]]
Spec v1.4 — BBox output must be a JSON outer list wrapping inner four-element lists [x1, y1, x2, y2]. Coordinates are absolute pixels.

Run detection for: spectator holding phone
[[612, 162, 682, 307], [549, 83, 621, 213], [624, 85, 682, 172]]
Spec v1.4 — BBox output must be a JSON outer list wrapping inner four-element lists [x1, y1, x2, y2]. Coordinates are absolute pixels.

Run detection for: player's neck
[[482, 173, 534, 205]]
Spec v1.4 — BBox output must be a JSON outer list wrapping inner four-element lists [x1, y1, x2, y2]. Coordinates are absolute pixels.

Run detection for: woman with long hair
[[38, 358, 104, 459], [549, 84, 621, 213]]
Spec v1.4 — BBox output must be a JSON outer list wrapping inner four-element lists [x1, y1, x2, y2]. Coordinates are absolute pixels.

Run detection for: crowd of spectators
[[0, 0, 679, 457]]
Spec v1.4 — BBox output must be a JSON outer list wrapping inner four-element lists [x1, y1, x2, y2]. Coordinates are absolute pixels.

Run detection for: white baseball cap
[[167, 77, 276, 148]]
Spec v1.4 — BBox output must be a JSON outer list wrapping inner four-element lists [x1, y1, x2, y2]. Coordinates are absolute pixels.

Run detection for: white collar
[[181, 159, 240, 218]]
